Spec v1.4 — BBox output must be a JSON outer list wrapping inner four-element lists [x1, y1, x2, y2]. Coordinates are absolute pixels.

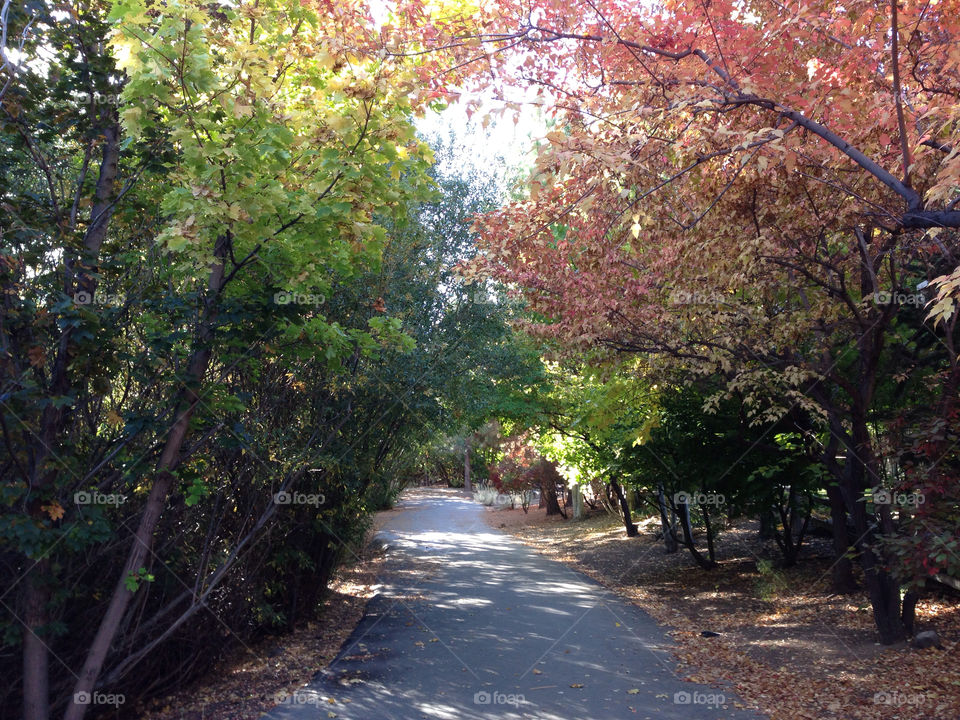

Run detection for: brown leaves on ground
[[484, 504, 960, 720]]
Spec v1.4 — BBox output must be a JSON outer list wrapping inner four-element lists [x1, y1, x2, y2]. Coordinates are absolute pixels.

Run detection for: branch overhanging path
[[425, 21, 960, 229]]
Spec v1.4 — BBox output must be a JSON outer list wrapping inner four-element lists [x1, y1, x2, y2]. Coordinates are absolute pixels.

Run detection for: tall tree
[[400, 0, 960, 643]]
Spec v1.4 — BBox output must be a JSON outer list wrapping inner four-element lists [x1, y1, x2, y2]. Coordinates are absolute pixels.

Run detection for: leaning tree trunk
[[676, 499, 717, 569], [65, 234, 230, 720], [19, 115, 122, 720], [610, 479, 637, 536]]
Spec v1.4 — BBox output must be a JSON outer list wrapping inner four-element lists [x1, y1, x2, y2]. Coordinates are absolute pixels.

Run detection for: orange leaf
[[42, 502, 65, 521]]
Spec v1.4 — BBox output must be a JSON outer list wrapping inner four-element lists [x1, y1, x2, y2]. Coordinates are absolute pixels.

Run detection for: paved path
[[263, 488, 764, 720]]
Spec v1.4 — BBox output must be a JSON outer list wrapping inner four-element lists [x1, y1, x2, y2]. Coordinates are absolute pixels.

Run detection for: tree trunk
[[702, 504, 716, 564], [22, 565, 50, 720], [572, 484, 584, 520], [463, 438, 471, 493], [842, 415, 906, 645], [657, 485, 678, 553], [901, 589, 920, 636], [758, 508, 777, 540], [610, 479, 637, 536], [821, 424, 857, 593], [65, 234, 229, 720], [540, 462, 563, 517], [676, 499, 716, 569], [825, 481, 857, 593], [19, 116, 122, 720]]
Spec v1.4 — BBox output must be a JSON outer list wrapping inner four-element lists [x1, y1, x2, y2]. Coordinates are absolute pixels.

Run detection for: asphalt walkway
[[262, 488, 764, 719]]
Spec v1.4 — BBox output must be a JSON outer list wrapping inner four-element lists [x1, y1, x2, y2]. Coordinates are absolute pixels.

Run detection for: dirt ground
[[130, 523, 392, 720], [123, 492, 959, 720], [484, 501, 960, 720]]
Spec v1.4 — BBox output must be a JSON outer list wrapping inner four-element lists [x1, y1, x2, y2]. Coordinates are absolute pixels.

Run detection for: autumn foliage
[[390, 0, 960, 644]]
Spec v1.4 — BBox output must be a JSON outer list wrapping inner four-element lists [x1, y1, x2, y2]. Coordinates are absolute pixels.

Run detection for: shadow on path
[[262, 488, 765, 719]]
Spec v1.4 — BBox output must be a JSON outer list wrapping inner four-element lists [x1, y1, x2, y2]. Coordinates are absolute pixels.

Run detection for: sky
[[417, 100, 547, 195]]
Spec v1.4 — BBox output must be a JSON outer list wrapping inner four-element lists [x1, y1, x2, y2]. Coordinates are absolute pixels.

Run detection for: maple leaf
[[42, 503, 65, 521]]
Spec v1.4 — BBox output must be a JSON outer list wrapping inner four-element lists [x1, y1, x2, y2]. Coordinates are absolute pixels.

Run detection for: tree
[[1, 0, 447, 716], [405, 0, 960, 645]]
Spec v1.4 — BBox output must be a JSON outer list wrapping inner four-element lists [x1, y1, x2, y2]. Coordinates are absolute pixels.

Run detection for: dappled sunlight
[[259, 489, 758, 720], [413, 701, 465, 719], [440, 597, 494, 608]]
